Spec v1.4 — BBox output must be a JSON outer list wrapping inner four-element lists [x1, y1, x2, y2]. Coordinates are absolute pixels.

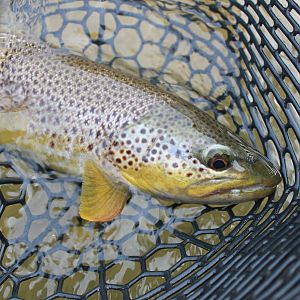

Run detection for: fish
[[0, 31, 282, 222]]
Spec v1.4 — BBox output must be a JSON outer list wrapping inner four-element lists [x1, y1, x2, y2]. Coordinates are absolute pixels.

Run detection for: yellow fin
[[79, 160, 131, 222]]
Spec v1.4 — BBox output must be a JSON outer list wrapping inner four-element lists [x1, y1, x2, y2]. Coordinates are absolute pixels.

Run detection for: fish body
[[0, 33, 281, 221]]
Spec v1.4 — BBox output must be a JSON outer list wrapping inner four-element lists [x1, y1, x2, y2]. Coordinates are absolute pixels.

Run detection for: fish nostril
[[252, 157, 282, 186], [247, 153, 258, 163]]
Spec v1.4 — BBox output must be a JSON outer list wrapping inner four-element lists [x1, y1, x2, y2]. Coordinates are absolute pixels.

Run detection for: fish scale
[[0, 31, 281, 222], [2, 41, 154, 141]]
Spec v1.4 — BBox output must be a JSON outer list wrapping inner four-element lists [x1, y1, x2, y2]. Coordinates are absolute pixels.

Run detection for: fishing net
[[0, 0, 299, 299]]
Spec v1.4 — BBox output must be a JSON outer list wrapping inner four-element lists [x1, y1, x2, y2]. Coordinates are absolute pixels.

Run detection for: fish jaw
[[186, 178, 280, 205]]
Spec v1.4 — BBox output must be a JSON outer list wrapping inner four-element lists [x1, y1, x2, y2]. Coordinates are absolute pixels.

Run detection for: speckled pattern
[[1, 35, 216, 180], [0, 32, 280, 203]]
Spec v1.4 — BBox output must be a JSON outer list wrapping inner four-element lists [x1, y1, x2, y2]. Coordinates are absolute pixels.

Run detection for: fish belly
[[0, 111, 28, 144]]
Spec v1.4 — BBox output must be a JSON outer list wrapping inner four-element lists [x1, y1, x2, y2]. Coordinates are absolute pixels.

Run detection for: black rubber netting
[[0, 0, 299, 299]]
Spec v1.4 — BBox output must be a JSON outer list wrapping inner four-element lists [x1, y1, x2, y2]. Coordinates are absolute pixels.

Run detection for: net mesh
[[0, 0, 299, 299]]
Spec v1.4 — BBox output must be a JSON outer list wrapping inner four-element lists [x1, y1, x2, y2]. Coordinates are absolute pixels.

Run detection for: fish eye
[[208, 154, 230, 171], [202, 145, 232, 171]]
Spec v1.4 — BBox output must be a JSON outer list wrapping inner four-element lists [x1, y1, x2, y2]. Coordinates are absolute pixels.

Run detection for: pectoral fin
[[79, 160, 131, 222]]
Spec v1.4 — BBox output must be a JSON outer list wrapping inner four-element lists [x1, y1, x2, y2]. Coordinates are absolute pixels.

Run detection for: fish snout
[[250, 156, 282, 188]]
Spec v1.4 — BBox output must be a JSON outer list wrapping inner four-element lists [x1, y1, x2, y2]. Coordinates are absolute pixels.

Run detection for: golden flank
[[0, 33, 281, 222]]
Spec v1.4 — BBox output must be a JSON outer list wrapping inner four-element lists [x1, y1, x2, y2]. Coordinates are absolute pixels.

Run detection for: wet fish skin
[[0, 34, 281, 221]]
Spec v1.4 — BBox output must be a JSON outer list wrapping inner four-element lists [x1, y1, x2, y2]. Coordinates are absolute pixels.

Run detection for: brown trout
[[0, 32, 281, 222]]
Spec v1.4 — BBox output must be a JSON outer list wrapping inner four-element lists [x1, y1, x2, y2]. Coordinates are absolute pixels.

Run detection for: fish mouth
[[185, 174, 281, 205], [194, 184, 278, 205]]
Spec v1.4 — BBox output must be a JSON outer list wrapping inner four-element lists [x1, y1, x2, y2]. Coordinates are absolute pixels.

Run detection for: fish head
[[111, 102, 281, 205], [184, 134, 282, 204]]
